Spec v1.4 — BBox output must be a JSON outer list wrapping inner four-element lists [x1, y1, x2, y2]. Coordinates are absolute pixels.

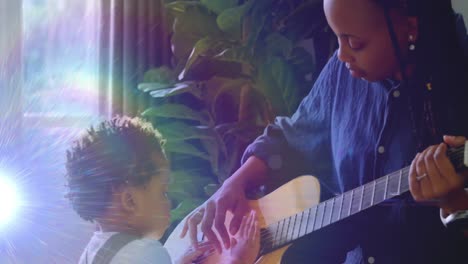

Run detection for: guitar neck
[[260, 144, 467, 255]]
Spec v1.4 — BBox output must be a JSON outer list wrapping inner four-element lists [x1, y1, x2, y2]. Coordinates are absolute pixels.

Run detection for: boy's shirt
[[79, 231, 172, 264]]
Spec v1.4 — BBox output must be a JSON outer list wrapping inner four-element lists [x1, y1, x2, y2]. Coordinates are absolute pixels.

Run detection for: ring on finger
[[416, 173, 428, 181]]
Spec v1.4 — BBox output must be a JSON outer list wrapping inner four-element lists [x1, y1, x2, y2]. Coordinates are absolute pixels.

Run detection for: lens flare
[[0, 174, 21, 228]]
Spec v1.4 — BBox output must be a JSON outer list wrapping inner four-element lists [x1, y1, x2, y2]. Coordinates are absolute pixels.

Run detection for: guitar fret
[[299, 211, 308, 238], [323, 199, 333, 227], [401, 170, 409, 193], [350, 187, 363, 215], [397, 170, 402, 195], [339, 193, 344, 220], [361, 184, 373, 210], [285, 216, 292, 244], [271, 221, 279, 248], [291, 213, 301, 242], [348, 189, 354, 215], [384, 175, 389, 200], [306, 208, 314, 234], [341, 191, 352, 218], [371, 180, 376, 206], [400, 169, 409, 192], [374, 177, 386, 204], [388, 174, 399, 198], [306, 206, 317, 234], [358, 187, 363, 211], [314, 203, 325, 230], [331, 196, 342, 223], [272, 221, 280, 248], [278, 219, 286, 247]]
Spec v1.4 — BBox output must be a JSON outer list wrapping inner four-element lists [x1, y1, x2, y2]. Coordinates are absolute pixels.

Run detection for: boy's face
[[129, 155, 171, 239], [324, 0, 411, 81]]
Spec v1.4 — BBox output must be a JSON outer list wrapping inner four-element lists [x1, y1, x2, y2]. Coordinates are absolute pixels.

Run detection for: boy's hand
[[175, 241, 213, 264], [227, 210, 260, 264]]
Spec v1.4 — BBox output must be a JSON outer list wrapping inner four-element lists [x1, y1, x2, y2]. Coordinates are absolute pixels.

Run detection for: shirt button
[[392, 90, 400, 98], [368, 256, 375, 264], [378, 146, 385, 154]]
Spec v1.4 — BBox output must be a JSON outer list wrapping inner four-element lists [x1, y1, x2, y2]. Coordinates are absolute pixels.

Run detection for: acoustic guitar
[[165, 143, 468, 263]]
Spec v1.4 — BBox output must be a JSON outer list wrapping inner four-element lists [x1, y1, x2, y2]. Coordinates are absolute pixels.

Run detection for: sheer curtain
[[1, 0, 100, 263], [99, 0, 170, 117], [0, 0, 169, 262], [0, 0, 22, 155]]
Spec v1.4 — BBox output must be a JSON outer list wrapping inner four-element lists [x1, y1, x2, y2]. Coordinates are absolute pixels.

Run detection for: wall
[[453, 0, 468, 28]]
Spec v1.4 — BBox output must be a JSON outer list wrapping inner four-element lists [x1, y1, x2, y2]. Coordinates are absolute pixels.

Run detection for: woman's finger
[[423, 144, 447, 198], [416, 148, 434, 200], [434, 142, 464, 191], [409, 152, 423, 201]]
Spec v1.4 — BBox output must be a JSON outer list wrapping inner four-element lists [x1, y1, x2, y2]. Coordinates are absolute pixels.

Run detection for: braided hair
[[376, 0, 468, 150]]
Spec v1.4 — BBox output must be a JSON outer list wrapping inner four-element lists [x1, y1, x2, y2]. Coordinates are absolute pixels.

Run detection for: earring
[[409, 35, 416, 51], [426, 82, 432, 91]]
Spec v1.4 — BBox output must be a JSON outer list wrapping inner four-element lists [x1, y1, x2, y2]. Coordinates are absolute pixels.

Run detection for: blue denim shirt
[[243, 53, 417, 199], [241, 16, 468, 263]]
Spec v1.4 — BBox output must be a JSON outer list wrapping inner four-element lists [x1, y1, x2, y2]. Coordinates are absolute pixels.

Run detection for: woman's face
[[324, 0, 412, 82]]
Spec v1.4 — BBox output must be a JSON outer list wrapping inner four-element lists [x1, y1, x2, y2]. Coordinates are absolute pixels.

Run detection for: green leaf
[[213, 46, 253, 66], [211, 78, 251, 110], [201, 0, 238, 15], [245, 4, 268, 49], [170, 3, 223, 62], [142, 66, 177, 84], [180, 37, 234, 80], [157, 122, 215, 141], [164, 141, 211, 161], [146, 82, 203, 99], [165, 1, 203, 17], [142, 104, 208, 124], [200, 137, 220, 177], [257, 56, 301, 116], [265, 33, 294, 57], [169, 170, 215, 199], [170, 198, 206, 222], [216, 4, 247, 39]]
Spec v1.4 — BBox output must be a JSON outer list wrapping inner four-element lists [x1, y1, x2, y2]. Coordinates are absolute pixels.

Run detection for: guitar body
[[164, 175, 321, 264]]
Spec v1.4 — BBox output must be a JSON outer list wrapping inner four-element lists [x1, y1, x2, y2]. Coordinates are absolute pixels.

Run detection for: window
[[23, 0, 101, 125]]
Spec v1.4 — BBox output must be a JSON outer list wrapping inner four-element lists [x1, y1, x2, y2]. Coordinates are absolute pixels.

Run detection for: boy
[[65, 116, 259, 264]]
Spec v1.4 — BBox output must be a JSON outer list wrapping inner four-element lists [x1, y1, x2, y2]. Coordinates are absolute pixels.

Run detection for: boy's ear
[[120, 187, 137, 213]]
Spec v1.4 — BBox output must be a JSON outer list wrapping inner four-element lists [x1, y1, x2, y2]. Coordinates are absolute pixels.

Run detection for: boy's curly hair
[[65, 116, 166, 222]]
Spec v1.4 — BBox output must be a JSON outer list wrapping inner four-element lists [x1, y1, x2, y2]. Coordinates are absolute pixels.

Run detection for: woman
[[181, 0, 468, 263]]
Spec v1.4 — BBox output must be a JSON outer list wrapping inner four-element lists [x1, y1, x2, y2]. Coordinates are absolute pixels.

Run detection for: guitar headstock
[[447, 141, 468, 172]]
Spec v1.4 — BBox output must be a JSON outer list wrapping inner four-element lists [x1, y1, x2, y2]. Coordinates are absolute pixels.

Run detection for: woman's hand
[[180, 177, 250, 253], [409, 135, 468, 215], [180, 157, 268, 254]]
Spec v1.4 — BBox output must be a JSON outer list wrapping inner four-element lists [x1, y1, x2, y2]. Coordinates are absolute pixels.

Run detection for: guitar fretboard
[[261, 167, 409, 253]]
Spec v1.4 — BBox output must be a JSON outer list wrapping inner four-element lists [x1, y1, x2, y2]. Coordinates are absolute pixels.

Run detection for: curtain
[[0, 0, 23, 154], [99, 0, 171, 118]]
